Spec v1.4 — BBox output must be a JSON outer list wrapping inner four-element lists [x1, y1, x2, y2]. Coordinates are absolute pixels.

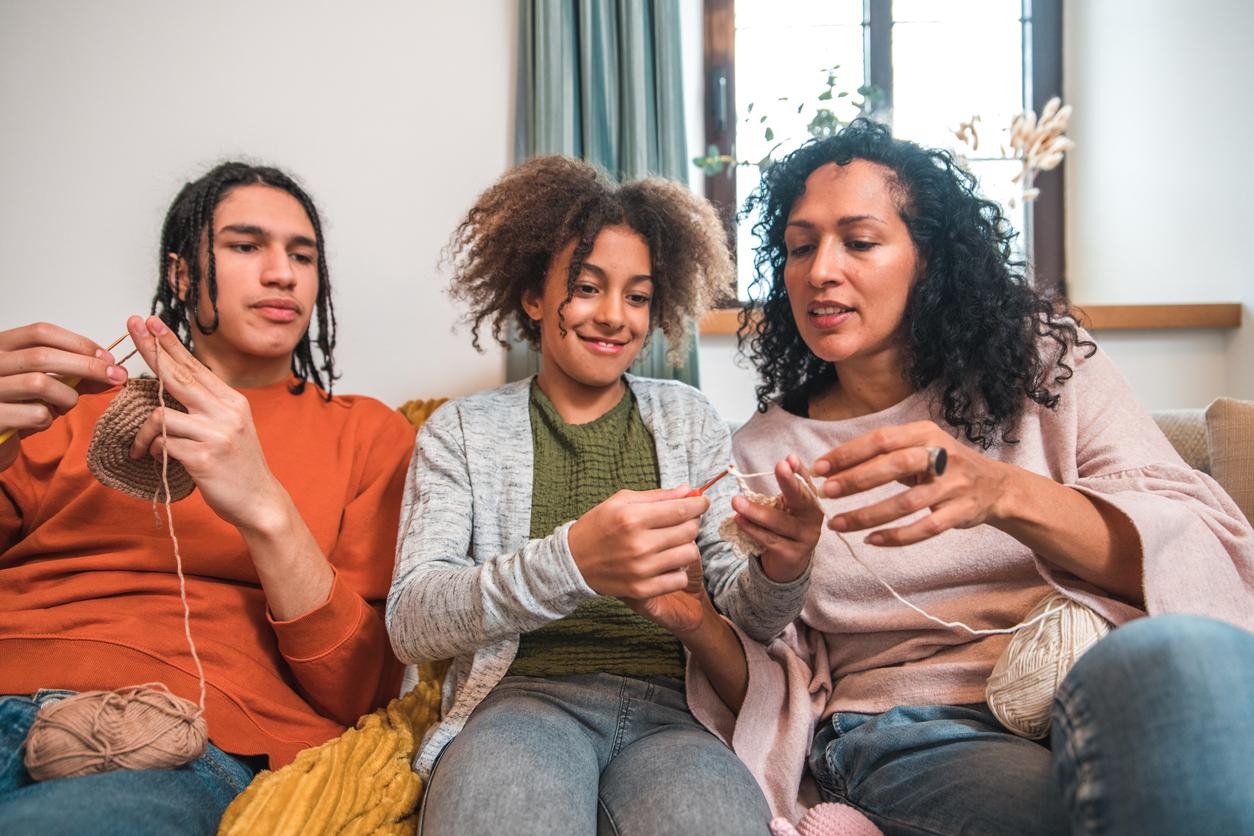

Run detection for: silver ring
[[926, 446, 948, 478]]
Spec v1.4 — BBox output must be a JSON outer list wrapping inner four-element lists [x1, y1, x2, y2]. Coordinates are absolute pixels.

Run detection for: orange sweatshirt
[[0, 378, 415, 767]]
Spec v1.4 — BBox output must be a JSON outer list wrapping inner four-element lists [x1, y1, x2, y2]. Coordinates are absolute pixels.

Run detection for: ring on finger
[[925, 446, 948, 478]]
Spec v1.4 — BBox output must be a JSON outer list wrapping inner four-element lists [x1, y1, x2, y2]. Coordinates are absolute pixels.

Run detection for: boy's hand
[[125, 315, 289, 533], [0, 322, 128, 470]]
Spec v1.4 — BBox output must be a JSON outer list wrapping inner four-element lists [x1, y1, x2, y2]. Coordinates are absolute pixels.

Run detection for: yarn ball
[[23, 683, 208, 780], [985, 591, 1111, 739], [719, 490, 782, 560], [88, 377, 195, 502]]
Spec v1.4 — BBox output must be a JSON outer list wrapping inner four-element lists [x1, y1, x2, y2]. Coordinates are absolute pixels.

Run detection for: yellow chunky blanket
[[218, 399, 449, 835]]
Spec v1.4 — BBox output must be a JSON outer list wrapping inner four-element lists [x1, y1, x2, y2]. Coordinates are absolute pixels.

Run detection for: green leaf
[[764, 127, 775, 141], [818, 90, 832, 101], [747, 102, 754, 113]]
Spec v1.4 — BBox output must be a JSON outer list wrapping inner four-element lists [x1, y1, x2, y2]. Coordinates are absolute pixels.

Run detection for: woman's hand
[[0, 322, 128, 470], [567, 485, 709, 600], [813, 420, 1013, 546], [731, 455, 823, 581], [125, 315, 288, 532]]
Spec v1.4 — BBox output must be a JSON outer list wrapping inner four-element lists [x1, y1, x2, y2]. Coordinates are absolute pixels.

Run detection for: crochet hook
[[0, 332, 131, 445], [686, 466, 732, 497]]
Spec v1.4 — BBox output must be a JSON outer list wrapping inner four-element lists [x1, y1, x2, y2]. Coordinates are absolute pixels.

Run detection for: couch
[[217, 397, 1253, 835]]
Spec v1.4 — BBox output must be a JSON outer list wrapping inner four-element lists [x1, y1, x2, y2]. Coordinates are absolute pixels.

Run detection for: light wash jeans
[[420, 673, 772, 836], [0, 689, 258, 836], [808, 614, 1254, 835]]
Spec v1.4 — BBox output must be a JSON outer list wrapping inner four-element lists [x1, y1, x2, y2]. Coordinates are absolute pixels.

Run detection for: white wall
[[0, 0, 513, 408], [6, 1, 1247, 416], [1064, 0, 1253, 410]]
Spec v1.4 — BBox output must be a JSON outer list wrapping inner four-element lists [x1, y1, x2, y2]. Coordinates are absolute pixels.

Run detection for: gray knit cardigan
[[386, 375, 811, 777]]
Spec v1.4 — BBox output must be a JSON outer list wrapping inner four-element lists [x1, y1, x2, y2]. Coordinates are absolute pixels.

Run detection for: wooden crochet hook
[[0, 332, 132, 445], [686, 466, 731, 497]]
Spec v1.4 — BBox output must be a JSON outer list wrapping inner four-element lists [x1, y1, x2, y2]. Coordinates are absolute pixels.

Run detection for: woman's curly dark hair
[[447, 155, 733, 367], [741, 118, 1093, 448]]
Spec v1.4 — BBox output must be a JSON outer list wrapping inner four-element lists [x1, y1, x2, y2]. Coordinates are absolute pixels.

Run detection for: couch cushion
[[1206, 398, 1254, 525], [1152, 409, 1210, 474]]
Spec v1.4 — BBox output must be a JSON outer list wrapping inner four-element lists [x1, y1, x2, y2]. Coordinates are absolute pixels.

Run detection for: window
[[703, 0, 1064, 300]]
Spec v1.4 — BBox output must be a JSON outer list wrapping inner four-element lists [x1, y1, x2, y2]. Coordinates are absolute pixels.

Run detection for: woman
[[386, 156, 822, 835], [688, 120, 1254, 835]]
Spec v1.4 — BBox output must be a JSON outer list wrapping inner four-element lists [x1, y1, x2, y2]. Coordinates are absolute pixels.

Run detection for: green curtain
[[509, 0, 699, 386]]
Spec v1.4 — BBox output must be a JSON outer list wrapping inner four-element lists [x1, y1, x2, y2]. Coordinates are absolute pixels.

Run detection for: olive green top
[[506, 381, 685, 679]]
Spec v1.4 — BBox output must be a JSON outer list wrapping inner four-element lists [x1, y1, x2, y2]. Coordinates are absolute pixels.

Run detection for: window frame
[[702, 0, 1066, 303]]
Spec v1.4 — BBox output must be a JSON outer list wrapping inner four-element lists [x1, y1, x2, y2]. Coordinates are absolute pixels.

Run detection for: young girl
[[386, 156, 823, 835]]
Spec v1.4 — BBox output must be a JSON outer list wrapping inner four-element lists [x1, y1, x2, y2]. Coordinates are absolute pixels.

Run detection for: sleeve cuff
[[747, 552, 812, 600], [553, 519, 598, 599], [268, 570, 368, 661]]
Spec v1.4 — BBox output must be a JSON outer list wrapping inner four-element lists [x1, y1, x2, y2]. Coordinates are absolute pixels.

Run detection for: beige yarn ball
[[87, 378, 194, 502], [986, 591, 1111, 739], [23, 684, 208, 780]]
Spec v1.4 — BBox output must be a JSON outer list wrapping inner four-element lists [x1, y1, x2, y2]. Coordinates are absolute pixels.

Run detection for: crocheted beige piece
[[718, 490, 782, 560], [88, 378, 194, 502]]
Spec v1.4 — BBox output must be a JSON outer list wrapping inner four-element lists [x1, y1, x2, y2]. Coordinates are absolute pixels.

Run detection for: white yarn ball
[[986, 591, 1111, 739]]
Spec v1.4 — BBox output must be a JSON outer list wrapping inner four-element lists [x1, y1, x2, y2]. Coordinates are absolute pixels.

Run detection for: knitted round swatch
[[985, 591, 1111, 738], [88, 378, 195, 502]]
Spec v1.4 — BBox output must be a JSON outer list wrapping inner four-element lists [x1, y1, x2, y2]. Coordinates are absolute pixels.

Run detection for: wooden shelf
[[1072, 304, 1241, 330], [700, 303, 1242, 336]]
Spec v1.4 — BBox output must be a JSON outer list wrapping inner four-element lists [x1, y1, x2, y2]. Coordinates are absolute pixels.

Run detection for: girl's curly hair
[[447, 155, 733, 367], [741, 118, 1093, 448]]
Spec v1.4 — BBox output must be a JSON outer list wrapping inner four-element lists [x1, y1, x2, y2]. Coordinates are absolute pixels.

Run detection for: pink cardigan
[[687, 342, 1254, 819]]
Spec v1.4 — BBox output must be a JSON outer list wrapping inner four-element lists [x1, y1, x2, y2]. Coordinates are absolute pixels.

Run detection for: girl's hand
[[731, 455, 823, 582], [625, 560, 710, 637], [568, 485, 708, 599], [813, 420, 1013, 546], [125, 315, 288, 532], [0, 322, 128, 470]]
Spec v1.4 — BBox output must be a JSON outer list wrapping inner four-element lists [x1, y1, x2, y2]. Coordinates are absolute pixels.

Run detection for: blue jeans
[[809, 614, 1254, 835], [0, 690, 258, 835], [420, 673, 772, 835]]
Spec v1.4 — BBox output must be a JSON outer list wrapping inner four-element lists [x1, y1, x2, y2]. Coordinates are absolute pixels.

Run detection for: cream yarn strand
[[729, 465, 1110, 738], [23, 340, 209, 779]]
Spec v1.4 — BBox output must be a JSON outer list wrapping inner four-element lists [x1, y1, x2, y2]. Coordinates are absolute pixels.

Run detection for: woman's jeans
[[809, 614, 1254, 835], [0, 690, 257, 835], [420, 672, 772, 836]]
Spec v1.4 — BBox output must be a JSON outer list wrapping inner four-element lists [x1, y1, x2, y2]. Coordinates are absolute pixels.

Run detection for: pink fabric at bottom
[[769, 803, 883, 836]]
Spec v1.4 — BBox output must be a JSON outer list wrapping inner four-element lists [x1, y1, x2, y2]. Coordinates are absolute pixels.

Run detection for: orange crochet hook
[[687, 466, 731, 497]]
